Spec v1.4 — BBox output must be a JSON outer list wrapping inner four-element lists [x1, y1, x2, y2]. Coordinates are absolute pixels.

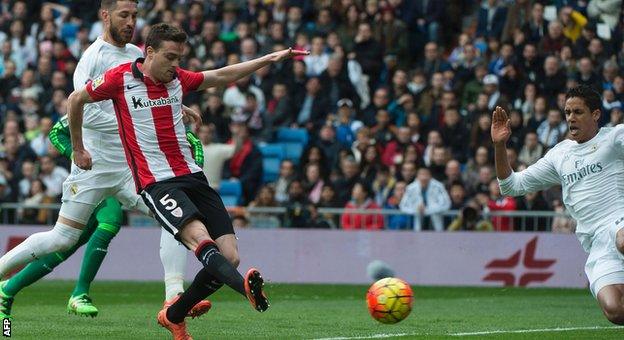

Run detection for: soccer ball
[[366, 277, 413, 324]]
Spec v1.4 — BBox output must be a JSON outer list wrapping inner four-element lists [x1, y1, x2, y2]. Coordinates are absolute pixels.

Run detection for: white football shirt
[[73, 37, 143, 164], [499, 126, 624, 246]]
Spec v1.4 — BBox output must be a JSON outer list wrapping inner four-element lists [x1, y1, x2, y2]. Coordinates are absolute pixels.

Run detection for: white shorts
[[60, 160, 150, 224], [582, 223, 624, 297]]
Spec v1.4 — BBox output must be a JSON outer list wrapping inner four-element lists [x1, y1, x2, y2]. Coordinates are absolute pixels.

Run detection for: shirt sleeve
[[498, 149, 561, 197], [611, 125, 624, 159], [85, 69, 121, 102], [176, 67, 204, 95]]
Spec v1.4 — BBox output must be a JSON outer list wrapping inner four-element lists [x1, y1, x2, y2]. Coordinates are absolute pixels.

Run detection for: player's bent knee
[[602, 302, 624, 325]]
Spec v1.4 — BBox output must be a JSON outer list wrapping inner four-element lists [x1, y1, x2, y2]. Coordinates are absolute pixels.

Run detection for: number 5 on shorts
[[160, 194, 178, 211]]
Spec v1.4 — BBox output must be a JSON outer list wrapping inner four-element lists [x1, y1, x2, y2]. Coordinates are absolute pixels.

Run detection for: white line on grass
[[312, 334, 411, 340], [450, 325, 624, 336], [312, 325, 624, 340]]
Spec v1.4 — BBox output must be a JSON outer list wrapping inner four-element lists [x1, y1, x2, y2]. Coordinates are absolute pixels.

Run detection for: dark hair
[[566, 85, 601, 113], [145, 23, 187, 51], [100, 0, 138, 10]]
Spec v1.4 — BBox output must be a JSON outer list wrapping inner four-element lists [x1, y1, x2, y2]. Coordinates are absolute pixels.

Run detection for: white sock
[[160, 228, 187, 300], [0, 222, 81, 278]]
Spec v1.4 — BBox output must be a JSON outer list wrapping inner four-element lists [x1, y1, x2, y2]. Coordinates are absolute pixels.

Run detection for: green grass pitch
[[6, 281, 623, 339]]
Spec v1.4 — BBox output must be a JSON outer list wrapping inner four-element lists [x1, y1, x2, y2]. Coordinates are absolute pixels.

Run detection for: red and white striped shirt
[[85, 58, 204, 192]]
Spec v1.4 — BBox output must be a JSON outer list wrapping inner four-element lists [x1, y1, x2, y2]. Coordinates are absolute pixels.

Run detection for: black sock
[[196, 241, 246, 296], [166, 268, 223, 324]]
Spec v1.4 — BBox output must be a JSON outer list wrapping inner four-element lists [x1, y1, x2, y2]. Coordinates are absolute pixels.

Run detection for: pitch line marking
[[450, 325, 624, 336], [312, 326, 624, 339]]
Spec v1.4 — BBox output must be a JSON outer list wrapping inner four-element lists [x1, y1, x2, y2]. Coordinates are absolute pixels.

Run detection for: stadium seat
[[219, 179, 242, 205], [284, 143, 304, 164], [276, 128, 309, 146], [259, 143, 286, 159], [221, 195, 239, 207], [263, 157, 281, 183]]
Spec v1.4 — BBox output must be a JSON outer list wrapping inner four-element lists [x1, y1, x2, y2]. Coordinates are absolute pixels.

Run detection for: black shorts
[[141, 172, 234, 242]]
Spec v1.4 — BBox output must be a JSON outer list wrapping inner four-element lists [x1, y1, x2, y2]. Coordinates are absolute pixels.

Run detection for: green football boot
[[0, 281, 13, 320], [67, 294, 98, 317]]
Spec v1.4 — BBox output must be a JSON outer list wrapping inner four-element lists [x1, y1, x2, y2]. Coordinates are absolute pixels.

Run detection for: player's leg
[[597, 284, 624, 324], [66, 197, 122, 317], [0, 212, 87, 280], [115, 176, 212, 318], [159, 229, 186, 300], [0, 212, 98, 319]]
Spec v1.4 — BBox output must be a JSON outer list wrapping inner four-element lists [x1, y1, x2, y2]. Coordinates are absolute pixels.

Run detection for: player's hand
[[73, 149, 92, 170], [182, 105, 202, 129], [491, 106, 511, 145], [268, 48, 309, 63]]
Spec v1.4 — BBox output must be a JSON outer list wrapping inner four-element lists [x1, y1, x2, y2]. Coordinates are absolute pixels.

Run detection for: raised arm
[[198, 48, 309, 90], [67, 88, 96, 170], [491, 106, 513, 180], [491, 107, 560, 196]]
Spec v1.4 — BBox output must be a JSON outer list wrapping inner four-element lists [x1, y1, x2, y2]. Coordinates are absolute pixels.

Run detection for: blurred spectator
[[223, 120, 263, 205], [315, 124, 342, 170], [333, 155, 360, 206], [538, 56, 567, 98], [447, 200, 494, 231], [334, 98, 363, 147], [198, 124, 239, 190], [303, 35, 328, 76], [19, 178, 49, 224], [470, 113, 493, 153], [29, 117, 53, 157], [358, 143, 380, 184], [248, 185, 281, 229], [522, 3, 548, 43], [476, 0, 507, 40], [232, 214, 250, 229], [17, 160, 34, 200], [507, 110, 525, 152], [559, 6, 587, 43], [274, 159, 296, 204], [449, 181, 468, 210], [371, 166, 395, 207], [352, 22, 383, 89], [518, 131, 544, 166], [420, 42, 451, 79], [283, 179, 316, 228], [605, 104, 624, 127], [551, 199, 576, 233], [341, 181, 383, 230], [223, 75, 266, 114], [515, 191, 550, 231], [484, 179, 517, 231], [444, 160, 463, 190], [501, 0, 532, 43], [303, 163, 325, 205], [440, 107, 469, 162], [320, 54, 359, 112], [38, 155, 68, 199], [587, 0, 622, 30], [537, 109, 567, 149], [384, 180, 412, 230], [400, 167, 451, 231], [294, 76, 328, 131]]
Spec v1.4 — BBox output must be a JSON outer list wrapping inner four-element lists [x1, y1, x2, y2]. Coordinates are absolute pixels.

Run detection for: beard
[[109, 19, 132, 45]]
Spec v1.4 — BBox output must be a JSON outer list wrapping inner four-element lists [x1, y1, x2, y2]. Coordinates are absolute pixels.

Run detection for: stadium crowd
[[0, 0, 623, 231]]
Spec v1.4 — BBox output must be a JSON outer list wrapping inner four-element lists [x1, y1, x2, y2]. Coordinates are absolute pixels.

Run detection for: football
[[366, 277, 413, 324]]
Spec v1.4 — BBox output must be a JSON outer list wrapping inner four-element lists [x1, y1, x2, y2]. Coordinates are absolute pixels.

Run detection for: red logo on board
[[483, 237, 556, 286]]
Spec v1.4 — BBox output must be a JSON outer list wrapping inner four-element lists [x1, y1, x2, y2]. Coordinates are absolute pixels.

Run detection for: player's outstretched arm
[[491, 106, 513, 180], [48, 118, 73, 159], [198, 48, 309, 90], [67, 88, 96, 170]]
